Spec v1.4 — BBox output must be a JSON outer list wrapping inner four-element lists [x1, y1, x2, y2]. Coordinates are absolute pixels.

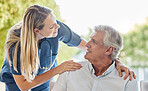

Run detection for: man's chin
[[84, 54, 89, 60]]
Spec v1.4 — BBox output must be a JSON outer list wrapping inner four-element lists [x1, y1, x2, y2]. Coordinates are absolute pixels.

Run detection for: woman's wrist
[[53, 66, 62, 75], [115, 58, 122, 66]]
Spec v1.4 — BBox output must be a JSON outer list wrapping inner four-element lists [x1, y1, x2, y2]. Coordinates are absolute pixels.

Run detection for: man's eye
[[92, 39, 95, 43]]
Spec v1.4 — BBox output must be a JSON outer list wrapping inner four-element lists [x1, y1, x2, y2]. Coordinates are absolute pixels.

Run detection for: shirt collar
[[88, 61, 115, 77]]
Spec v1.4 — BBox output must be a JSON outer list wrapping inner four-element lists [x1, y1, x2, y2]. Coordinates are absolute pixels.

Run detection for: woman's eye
[[50, 24, 54, 29]]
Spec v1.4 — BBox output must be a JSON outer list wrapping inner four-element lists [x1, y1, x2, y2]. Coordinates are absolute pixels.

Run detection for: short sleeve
[[9, 45, 21, 75], [57, 20, 82, 47]]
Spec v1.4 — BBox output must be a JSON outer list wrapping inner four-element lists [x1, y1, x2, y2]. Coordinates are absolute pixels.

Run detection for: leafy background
[[0, 0, 78, 71]]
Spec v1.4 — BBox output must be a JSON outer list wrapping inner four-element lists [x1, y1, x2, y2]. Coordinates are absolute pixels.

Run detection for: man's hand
[[115, 59, 136, 80]]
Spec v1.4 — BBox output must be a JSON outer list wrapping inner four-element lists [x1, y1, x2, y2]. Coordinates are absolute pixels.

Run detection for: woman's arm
[[77, 39, 87, 51], [13, 67, 58, 91], [13, 61, 82, 91]]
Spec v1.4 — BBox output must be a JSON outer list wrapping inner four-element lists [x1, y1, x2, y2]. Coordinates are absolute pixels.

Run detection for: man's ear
[[33, 28, 40, 34], [105, 47, 114, 55]]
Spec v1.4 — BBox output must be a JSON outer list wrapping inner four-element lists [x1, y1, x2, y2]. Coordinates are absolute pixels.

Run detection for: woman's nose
[[56, 23, 60, 29]]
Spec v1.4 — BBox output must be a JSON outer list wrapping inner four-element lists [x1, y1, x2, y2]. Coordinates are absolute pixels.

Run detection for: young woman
[[0, 5, 135, 91]]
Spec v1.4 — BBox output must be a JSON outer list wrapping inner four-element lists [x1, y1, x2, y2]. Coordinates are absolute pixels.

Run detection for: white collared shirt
[[52, 61, 138, 91]]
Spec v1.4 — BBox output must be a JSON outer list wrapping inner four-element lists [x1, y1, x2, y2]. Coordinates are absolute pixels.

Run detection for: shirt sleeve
[[9, 45, 21, 75], [39, 40, 51, 68], [52, 72, 69, 91], [57, 20, 82, 47]]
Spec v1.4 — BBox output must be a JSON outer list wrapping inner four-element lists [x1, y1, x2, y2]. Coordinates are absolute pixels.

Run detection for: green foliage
[[56, 42, 79, 64], [0, 0, 68, 69], [120, 18, 148, 67]]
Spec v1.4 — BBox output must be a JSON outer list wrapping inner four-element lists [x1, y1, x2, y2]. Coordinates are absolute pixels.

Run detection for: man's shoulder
[[111, 68, 128, 79], [77, 61, 90, 66], [71, 61, 91, 73], [62, 61, 90, 75], [110, 68, 137, 83]]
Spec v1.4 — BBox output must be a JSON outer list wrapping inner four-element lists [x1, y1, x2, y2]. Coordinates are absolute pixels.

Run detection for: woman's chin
[[52, 33, 58, 37]]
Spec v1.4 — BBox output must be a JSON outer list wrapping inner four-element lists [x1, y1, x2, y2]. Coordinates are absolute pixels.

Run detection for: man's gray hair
[[94, 25, 123, 60]]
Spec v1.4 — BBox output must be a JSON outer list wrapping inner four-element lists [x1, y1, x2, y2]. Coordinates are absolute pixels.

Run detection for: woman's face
[[39, 13, 60, 38]]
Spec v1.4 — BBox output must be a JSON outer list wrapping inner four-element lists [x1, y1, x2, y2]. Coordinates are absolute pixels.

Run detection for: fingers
[[67, 67, 79, 71], [115, 59, 123, 77], [59, 60, 82, 73], [66, 61, 82, 70], [66, 65, 82, 70], [129, 71, 133, 80], [66, 61, 82, 68], [117, 67, 122, 77], [123, 68, 129, 80], [124, 69, 137, 81], [129, 71, 136, 80], [133, 71, 136, 79], [115, 60, 136, 80]]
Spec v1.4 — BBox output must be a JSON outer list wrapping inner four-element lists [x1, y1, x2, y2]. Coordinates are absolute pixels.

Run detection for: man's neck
[[92, 58, 113, 76]]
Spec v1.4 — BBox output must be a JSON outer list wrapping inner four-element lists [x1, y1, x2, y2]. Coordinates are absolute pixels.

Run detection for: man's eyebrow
[[91, 38, 95, 42], [92, 38, 99, 44]]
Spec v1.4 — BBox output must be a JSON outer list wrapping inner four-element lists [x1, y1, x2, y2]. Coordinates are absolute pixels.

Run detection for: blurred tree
[[0, 0, 78, 70], [120, 18, 148, 67], [57, 42, 78, 64]]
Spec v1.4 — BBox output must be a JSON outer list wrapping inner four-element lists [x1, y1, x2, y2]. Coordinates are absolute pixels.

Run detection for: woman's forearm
[[13, 66, 59, 91], [77, 39, 87, 51], [13, 61, 82, 90]]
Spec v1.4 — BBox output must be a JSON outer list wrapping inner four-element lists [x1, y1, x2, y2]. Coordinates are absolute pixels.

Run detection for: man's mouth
[[86, 49, 91, 53]]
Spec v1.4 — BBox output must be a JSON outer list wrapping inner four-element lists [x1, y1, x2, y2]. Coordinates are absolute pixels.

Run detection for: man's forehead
[[90, 31, 104, 39]]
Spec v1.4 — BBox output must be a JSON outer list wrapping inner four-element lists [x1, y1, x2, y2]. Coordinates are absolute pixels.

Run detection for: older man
[[52, 25, 138, 91]]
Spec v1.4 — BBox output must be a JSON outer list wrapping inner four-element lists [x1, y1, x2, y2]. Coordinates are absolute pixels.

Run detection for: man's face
[[84, 31, 108, 64]]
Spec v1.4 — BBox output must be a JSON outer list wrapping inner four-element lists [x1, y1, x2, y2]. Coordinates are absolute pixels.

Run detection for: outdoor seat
[[140, 80, 148, 91]]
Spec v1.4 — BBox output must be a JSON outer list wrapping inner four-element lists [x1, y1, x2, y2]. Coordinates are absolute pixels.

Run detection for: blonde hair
[[5, 5, 52, 82]]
